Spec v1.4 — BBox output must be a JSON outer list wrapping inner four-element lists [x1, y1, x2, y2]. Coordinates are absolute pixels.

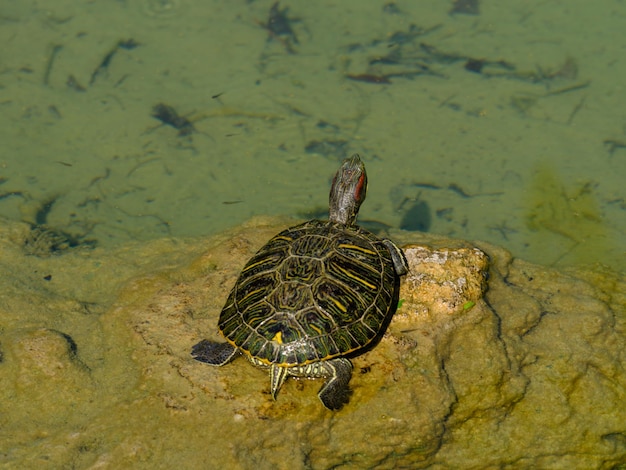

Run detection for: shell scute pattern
[[218, 219, 398, 366]]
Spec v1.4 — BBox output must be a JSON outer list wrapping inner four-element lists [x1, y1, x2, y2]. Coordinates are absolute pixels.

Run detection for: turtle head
[[329, 154, 368, 226]]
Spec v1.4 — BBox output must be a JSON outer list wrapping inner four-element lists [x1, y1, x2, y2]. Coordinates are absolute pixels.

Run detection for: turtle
[[191, 154, 408, 410]]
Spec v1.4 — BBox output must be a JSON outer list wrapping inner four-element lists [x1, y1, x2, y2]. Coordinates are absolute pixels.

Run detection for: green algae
[[524, 164, 616, 267], [2, 217, 625, 468]]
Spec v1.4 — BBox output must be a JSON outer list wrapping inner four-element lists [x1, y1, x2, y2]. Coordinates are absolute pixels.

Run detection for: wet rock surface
[[0, 217, 625, 468]]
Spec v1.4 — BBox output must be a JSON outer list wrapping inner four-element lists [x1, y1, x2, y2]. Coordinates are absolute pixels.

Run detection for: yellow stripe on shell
[[241, 257, 273, 273], [335, 265, 377, 290], [241, 236, 292, 273], [308, 324, 323, 335], [337, 243, 377, 255], [239, 287, 267, 303], [329, 296, 348, 313]]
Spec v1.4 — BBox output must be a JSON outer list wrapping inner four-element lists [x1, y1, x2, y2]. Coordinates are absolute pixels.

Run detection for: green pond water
[[1, 0, 625, 468]]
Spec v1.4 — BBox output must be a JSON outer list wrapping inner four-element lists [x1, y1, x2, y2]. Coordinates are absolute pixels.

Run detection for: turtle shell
[[218, 219, 400, 366]]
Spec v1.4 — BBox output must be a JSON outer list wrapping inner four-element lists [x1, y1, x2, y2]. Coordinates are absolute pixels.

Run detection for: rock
[[0, 217, 625, 468], [400, 244, 489, 319]]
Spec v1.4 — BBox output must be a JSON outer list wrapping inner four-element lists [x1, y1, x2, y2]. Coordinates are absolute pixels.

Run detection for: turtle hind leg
[[317, 358, 353, 411], [191, 339, 238, 365]]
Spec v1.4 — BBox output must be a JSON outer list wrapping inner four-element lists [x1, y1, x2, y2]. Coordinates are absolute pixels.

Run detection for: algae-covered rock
[[0, 216, 625, 469]]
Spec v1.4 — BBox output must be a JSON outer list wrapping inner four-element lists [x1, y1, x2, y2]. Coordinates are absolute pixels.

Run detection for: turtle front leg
[[317, 358, 353, 411], [191, 339, 239, 365], [383, 239, 409, 276]]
